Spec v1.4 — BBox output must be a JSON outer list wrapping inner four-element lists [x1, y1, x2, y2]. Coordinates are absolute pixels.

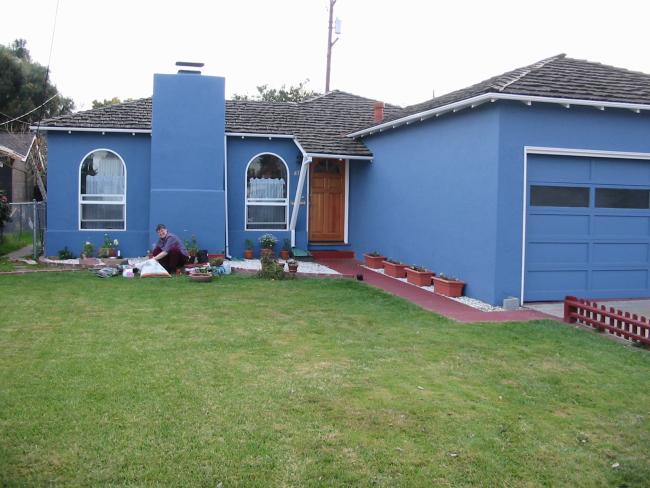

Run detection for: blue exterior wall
[[45, 131, 151, 257], [495, 102, 650, 303], [149, 73, 225, 252], [356, 101, 650, 305], [353, 106, 502, 303], [226, 137, 306, 257]]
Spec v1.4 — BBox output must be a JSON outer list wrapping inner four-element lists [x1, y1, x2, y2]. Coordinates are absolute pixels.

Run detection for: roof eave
[[30, 126, 151, 134], [347, 93, 650, 138]]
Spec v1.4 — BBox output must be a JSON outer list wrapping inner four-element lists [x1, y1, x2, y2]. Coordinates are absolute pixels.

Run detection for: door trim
[[521, 146, 650, 304]]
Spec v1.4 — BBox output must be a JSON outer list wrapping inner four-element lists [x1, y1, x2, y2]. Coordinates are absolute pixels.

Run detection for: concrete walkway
[[527, 299, 650, 320], [2, 244, 34, 261], [316, 259, 552, 323]]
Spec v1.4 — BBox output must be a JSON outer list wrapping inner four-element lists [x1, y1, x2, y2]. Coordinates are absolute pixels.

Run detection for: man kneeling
[[151, 224, 189, 274]]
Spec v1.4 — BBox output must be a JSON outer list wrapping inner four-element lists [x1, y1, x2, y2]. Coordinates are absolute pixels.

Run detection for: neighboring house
[[0, 132, 36, 202], [36, 54, 650, 305]]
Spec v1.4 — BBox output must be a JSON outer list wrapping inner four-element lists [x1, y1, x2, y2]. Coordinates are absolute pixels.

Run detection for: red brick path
[[317, 259, 552, 323]]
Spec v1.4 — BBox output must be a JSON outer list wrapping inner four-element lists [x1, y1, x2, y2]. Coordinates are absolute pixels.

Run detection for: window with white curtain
[[79, 149, 126, 230], [245, 154, 288, 230]]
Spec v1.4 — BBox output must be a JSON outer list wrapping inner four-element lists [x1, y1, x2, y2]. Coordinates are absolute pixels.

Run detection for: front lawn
[[0, 273, 648, 487]]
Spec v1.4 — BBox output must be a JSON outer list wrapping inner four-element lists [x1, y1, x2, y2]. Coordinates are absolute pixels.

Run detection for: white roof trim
[[30, 126, 151, 134], [226, 132, 294, 139], [347, 92, 650, 138], [0, 135, 35, 162], [305, 152, 373, 160], [0, 144, 25, 161]]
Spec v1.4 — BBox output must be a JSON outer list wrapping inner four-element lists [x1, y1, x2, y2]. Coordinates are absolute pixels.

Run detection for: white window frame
[[244, 152, 290, 231], [78, 148, 127, 231]]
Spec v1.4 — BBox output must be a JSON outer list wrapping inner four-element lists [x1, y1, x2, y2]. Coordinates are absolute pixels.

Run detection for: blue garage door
[[525, 154, 650, 302]]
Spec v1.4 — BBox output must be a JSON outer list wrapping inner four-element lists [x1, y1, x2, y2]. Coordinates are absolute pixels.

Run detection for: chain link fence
[[4, 201, 46, 259]]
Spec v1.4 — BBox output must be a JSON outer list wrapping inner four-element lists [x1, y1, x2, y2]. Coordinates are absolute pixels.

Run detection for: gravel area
[[230, 259, 340, 275], [362, 265, 504, 312]]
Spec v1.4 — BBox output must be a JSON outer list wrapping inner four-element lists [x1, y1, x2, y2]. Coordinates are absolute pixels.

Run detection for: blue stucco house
[[36, 54, 650, 305]]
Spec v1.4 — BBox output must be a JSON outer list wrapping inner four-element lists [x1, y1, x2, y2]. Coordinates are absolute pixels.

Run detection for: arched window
[[245, 153, 288, 230], [79, 149, 126, 230]]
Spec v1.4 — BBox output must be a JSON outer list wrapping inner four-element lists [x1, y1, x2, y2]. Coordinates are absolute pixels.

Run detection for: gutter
[[347, 92, 650, 138]]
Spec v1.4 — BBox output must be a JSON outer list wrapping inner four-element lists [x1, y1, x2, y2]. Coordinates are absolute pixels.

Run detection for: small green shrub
[[58, 246, 76, 260], [257, 254, 285, 280], [209, 257, 224, 267]]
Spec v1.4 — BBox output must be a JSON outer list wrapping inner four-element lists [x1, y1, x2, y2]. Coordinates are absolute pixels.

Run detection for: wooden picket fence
[[563, 296, 650, 347]]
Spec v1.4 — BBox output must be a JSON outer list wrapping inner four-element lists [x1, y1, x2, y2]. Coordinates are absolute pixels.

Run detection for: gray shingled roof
[[381, 54, 650, 124], [39, 55, 650, 152], [39, 91, 401, 157], [0, 132, 35, 160], [38, 98, 153, 130]]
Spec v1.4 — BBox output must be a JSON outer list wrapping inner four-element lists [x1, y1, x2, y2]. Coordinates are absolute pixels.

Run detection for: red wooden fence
[[563, 296, 650, 346]]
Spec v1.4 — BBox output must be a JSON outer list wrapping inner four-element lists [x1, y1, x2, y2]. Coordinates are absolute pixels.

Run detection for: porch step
[[309, 250, 355, 260], [291, 247, 314, 262]]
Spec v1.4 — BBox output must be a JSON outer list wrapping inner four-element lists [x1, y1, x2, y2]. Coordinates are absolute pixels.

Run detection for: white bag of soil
[[139, 259, 171, 278]]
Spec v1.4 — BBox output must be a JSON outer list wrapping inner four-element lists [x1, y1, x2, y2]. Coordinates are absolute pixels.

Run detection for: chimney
[[175, 61, 204, 75], [373, 101, 385, 123]]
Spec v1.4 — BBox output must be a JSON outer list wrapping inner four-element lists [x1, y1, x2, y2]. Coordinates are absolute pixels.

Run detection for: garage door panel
[[592, 242, 649, 264], [525, 153, 650, 302], [528, 155, 591, 182], [592, 215, 650, 236], [527, 242, 589, 264], [527, 214, 590, 236], [527, 270, 588, 294], [591, 269, 648, 291], [592, 158, 650, 185]]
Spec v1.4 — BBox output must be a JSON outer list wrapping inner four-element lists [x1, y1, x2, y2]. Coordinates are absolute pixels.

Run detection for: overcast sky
[[3, 0, 650, 111]]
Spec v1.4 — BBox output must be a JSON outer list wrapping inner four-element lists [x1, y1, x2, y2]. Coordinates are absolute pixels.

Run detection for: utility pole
[[325, 0, 339, 93]]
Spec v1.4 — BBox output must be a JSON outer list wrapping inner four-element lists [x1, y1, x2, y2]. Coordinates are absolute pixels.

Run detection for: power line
[[33, 0, 61, 133], [0, 94, 59, 127]]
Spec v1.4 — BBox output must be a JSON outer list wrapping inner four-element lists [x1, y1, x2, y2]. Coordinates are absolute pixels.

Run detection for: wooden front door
[[309, 159, 345, 242]]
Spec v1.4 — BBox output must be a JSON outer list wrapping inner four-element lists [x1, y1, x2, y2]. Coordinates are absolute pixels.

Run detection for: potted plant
[[184, 235, 199, 263], [244, 239, 254, 259], [286, 258, 299, 274], [98, 233, 119, 258], [81, 241, 94, 259], [382, 258, 407, 278], [432, 273, 466, 297], [188, 264, 213, 283], [258, 233, 277, 257], [405, 265, 434, 286], [280, 238, 291, 260], [364, 251, 386, 269]]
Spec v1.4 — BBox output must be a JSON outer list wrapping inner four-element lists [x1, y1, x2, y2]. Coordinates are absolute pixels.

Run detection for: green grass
[[0, 232, 32, 257], [0, 273, 649, 487]]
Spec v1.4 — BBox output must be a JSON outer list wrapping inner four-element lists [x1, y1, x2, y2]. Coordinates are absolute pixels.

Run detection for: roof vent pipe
[[175, 61, 204, 75], [373, 101, 385, 123]]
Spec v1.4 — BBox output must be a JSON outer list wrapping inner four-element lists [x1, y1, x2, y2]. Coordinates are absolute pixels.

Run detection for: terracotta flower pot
[[244, 249, 254, 259], [364, 253, 386, 269], [188, 274, 213, 283], [382, 260, 407, 278], [405, 267, 434, 286], [280, 249, 290, 260], [432, 276, 465, 297], [260, 248, 274, 258], [287, 263, 299, 273], [108, 248, 118, 258]]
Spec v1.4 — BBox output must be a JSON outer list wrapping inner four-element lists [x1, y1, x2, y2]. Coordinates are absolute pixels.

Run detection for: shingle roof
[[0, 132, 35, 161], [381, 54, 650, 124], [39, 91, 401, 157], [39, 55, 650, 152], [38, 98, 153, 130]]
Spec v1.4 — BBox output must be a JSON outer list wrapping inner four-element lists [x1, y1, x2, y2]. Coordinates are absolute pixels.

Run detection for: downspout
[[224, 134, 231, 258], [289, 154, 313, 247]]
